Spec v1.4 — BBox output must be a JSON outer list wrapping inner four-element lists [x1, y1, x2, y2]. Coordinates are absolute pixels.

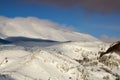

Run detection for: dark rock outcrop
[[99, 41, 120, 58]]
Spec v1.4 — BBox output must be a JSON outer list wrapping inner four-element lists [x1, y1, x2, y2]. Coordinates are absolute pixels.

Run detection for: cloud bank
[[23, 0, 120, 13]]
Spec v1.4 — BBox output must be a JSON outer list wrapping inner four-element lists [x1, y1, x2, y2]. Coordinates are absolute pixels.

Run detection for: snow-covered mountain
[[0, 17, 120, 80], [0, 41, 120, 80], [0, 17, 99, 42]]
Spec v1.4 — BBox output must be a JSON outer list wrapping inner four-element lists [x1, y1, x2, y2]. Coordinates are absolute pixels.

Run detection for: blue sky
[[0, 0, 120, 38]]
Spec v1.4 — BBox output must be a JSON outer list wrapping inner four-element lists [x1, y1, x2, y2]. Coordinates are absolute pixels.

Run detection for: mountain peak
[[0, 17, 99, 42]]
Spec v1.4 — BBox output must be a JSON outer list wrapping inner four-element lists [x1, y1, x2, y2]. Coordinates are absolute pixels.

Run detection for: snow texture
[[0, 17, 120, 80]]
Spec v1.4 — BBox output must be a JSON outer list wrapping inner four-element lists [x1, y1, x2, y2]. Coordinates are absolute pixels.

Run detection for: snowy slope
[[0, 41, 120, 80], [0, 17, 99, 42], [0, 17, 120, 80]]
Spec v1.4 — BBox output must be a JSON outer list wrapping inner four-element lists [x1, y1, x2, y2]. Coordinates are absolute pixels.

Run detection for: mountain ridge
[[0, 17, 99, 42], [1, 17, 119, 80]]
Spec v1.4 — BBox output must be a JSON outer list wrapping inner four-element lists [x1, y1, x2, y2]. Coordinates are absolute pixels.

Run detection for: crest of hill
[[0, 17, 99, 42]]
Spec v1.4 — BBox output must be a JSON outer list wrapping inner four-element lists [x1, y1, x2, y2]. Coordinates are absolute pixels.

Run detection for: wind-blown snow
[[0, 16, 98, 42], [0, 17, 120, 80]]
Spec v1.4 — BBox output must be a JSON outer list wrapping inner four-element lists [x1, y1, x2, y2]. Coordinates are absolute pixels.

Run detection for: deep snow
[[0, 17, 120, 80]]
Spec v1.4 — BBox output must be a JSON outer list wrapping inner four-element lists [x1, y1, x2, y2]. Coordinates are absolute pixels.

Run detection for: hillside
[[0, 41, 120, 80], [0, 17, 120, 80]]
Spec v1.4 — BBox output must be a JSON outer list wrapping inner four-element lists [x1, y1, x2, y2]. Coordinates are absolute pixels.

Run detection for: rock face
[[100, 41, 120, 58]]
